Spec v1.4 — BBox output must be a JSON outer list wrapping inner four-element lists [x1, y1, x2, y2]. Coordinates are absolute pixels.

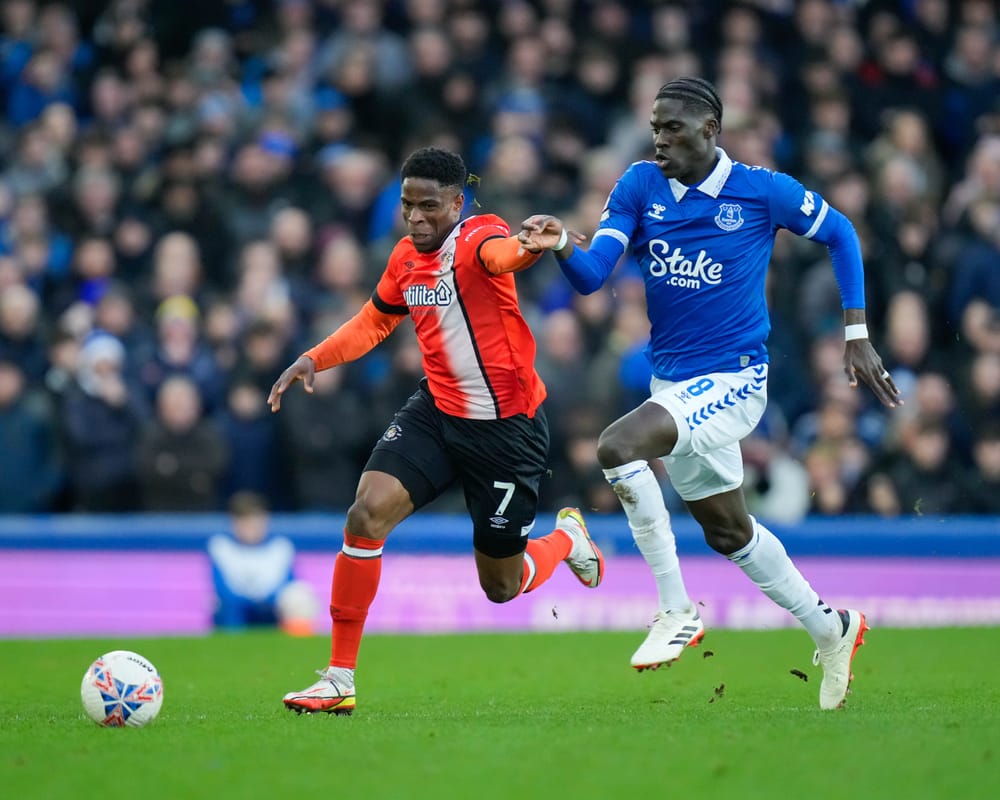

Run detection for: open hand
[[844, 340, 903, 408], [518, 215, 587, 252], [267, 355, 316, 412]]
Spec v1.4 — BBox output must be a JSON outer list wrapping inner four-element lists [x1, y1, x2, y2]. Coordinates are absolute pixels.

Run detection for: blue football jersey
[[590, 148, 861, 381]]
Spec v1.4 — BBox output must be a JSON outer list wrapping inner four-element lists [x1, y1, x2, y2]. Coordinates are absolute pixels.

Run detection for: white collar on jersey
[[668, 147, 732, 202]]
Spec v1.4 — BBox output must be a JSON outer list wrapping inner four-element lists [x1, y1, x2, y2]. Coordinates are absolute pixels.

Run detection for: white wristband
[[844, 323, 869, 341], [554, 228, 568, 251]]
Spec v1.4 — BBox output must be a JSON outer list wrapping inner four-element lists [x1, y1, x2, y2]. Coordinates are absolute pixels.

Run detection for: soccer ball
[[80, 650, 164, 728]]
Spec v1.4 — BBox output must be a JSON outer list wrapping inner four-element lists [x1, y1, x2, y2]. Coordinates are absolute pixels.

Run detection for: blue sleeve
[[816, 207, 866, 309], [557, 234, 626, 294], [769, 172, 866, 309], [557, 164, 641, 293]]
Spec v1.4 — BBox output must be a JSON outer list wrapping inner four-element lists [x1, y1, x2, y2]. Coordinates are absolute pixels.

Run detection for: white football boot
[[630, 608, 705, 671], [814, 609, 869, 710], [283, 667, 356, 715]]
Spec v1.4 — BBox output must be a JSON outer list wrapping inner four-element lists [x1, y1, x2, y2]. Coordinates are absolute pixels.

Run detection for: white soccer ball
[[80, 650, 164, 728]]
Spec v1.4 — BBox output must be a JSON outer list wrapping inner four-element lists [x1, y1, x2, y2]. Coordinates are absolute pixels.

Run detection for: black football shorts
[[364, 380, 549, 558]]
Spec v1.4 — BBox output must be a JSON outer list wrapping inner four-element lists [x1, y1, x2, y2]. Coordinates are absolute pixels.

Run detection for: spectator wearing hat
[[60, 331, 149, 511], [139, 293, 224, 413]]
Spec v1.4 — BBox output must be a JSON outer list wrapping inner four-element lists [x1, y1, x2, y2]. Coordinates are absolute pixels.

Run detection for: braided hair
[[400, 147, 468, 191], [655, 77, 723, 127]]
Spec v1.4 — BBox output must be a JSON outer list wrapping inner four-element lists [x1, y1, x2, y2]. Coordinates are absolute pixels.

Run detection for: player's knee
[[703, 519, 753, 555], [345, 497, 389, 541], [480, 576, 520, 604], [596, 430, 632, 468]]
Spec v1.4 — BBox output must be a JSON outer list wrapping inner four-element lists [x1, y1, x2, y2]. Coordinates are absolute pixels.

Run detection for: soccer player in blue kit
[[519, 77, 902, 709]]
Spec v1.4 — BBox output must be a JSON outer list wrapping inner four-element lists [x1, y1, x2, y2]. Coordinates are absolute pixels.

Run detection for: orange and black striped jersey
[[373, 214, 546, 420]]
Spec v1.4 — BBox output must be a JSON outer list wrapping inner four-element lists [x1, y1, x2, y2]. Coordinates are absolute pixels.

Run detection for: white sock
[[727, 517, 842, 649], [603, 460, 692, 612]]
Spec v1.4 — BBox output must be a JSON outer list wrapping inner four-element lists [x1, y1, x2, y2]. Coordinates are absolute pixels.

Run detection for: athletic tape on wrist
[[844, 323, 869, 341], [555, 228, 568, 251]]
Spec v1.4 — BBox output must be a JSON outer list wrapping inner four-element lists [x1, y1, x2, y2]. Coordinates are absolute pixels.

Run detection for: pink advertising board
[[2, 550, 1000, 638]]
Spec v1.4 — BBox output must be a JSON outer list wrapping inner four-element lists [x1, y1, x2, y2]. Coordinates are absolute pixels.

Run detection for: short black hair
[[655, 76, 723, 126], [400, 147, 467, 191], [229, 490, 268, 517]]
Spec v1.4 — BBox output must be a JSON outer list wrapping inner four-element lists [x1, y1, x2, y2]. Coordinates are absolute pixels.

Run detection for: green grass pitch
[[2, 628, 998, 800]]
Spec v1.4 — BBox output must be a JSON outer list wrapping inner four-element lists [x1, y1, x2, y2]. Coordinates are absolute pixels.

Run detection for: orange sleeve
[[302, 299, 405, 371], [479, 235, 544, 275]]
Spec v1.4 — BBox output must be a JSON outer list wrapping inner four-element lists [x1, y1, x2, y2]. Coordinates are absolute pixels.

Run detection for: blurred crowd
[[0, 0, 999, 520]]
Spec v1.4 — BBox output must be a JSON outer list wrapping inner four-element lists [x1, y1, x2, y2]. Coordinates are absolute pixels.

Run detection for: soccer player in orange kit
[[268, 147, 604, 715]]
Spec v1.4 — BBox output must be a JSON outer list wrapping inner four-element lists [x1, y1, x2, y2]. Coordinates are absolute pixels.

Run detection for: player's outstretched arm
[[518, 214, 619, 295], [478, 235, 545, 275], [518, 215, 587, 256], [268, 299, 405, 413]]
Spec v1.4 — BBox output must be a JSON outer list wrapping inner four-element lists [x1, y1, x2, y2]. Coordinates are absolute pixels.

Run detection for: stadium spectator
[[0, 0, 997, 518], [231, 317, 293, 396], [0, 358, 62, 512], [4, 116, 70, 197], [60, 331, 148, 511], [138, 294, 223, 413], [135, 373, 228, 511], [276, 363, 371, 511], [207, 490, 316, 633], [0, 282, 47, 383], [0, 192, 73, 295], [309, 229, 371, 318], [269, 205, 315, 280], [960, 422, 1000, 515], [269, 147, 605, 715], [959, 352, 1000, 435], [741, 431, 812, 526], [804, 439, 863, 517], [49, 234, 116, 314], [221, 380, 274, 488], [144, 231, 205, 314], [518, 77, 899, 710], [90, 281, 153, 379], [866, 416, 963, 516]]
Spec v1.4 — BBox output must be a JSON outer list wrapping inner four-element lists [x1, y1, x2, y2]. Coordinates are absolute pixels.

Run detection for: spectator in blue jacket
[[0, 358, 62, 511], [207, 491, 305, 630]]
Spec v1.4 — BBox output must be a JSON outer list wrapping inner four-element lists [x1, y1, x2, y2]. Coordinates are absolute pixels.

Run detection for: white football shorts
[[646, 363, 768, 501]]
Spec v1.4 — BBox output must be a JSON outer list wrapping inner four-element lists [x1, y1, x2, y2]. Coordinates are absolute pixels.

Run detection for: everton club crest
[[714, 203, 744, 231]]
